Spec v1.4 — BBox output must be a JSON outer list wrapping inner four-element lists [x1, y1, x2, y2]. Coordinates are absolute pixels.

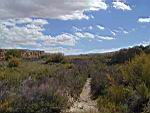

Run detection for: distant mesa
[[0, 49, 45, 60]]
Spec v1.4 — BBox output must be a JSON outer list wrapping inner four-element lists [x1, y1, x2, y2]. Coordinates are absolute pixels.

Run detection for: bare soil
[[68, 78, 98, 113]]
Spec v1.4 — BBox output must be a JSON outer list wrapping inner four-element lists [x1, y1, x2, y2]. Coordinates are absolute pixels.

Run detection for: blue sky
[[0, 0, 150, 54]]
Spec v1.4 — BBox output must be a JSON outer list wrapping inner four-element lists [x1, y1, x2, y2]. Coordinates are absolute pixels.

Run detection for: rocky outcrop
[[0, 49, 45, 60], [20, 50, 44, 59]]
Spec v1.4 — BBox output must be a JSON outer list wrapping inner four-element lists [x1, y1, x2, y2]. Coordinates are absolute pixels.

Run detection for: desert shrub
[[91, 67, 109, 99], [8, 57, 21, 68], [64, 63, 74, 69], [97, 97, 129, 113], [51, 64, 88, 98], [0, 82, 12, 113], [107, 86, 130, 104], [5, 49, 21, 60], [144, 45, 150, 54], [0, 62, 53, 87], [110, 47, 143, 64], [0, 79, 68, 113], [121, 54, 150, 90], [91, 52, 150, 113], [120, 54, 150, 112], [127, 86, 149, 113], [0, 57, 90, 112], [45, 53, 64, 64], [40, 54, 49, 60], [136, 83, 150, 101]]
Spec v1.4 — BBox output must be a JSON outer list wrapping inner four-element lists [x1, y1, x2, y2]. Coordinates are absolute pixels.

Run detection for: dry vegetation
[[0, 45, 150, 113]]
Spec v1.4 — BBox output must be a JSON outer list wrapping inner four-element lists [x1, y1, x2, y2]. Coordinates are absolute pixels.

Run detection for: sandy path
[[68, 78, 98, 113]]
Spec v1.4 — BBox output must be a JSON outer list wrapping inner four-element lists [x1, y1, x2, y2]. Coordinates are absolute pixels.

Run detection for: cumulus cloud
[[113, 1, 132, 11], [0, 18, 116, 53], [0, 18, 79, 51], [0, 18, 116, 54], [138, 17, 150, 23], [0, 0, 108, 20]]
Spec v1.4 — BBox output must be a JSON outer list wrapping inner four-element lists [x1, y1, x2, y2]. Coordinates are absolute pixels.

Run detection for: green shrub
[[97, 97, 128, 113], [8, 57, 21, 68], [108, 86, 130, 104], [0, 80, 68, 113], [120, 54, 150, 91], [12, 92, 67, 113], [0, 56, 90, 112], [91, 64, 109, 99], [45, 53, 64, 64], [136, 83, 150, 100], [110, 47, 143, 64], [120, 54, 150, 112], [5, 49, 21, 60], [64, 63, 74, 69]]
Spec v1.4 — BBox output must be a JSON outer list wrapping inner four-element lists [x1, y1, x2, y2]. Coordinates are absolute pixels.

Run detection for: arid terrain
[[68, 78, 98, 113], [0, 45, 150, 113]]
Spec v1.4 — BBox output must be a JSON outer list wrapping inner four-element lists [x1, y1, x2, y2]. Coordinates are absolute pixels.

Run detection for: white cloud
[[138, 17, 150, 23], [75, 32, 95, 39], [0, 18, 116, 54], [96, 25, 105, 30], [111, 27, 129, 35], [0, 18, 121, 54], [87, 0, 108, 11], [0, 0, 108, 20], [0, 18, 79, 51], [111, 31, 116, 36], [75, 31, 115, 41], [73, 25, 94, 32], [86, 48, 121, 54], [2, 18, 48, 27], [113, 1, 132, 11], [72, 26, 82, 32], [88, 26, 93, 30], [90, 15, 95, 19], [123, 30, 128, 34], [43, 47, 82, 55], [0, 18, 115, 54], [59, 11, 89, 20], [118, 27, 129, 34], [79, 41, 150, 55], [96, 35, 115, 40], [50, 33, 78, 46], [82, 26, 94, 31]]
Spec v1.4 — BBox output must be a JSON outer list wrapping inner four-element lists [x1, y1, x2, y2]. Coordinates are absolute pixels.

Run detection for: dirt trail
[[68, 78, 98, 113]]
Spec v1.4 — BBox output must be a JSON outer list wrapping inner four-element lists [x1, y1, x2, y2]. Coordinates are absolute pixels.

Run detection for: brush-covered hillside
[[0, 45, 150, 113]]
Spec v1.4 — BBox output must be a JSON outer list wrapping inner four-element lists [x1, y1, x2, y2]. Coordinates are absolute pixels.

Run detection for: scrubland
[[0, 45, 150, 113]]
